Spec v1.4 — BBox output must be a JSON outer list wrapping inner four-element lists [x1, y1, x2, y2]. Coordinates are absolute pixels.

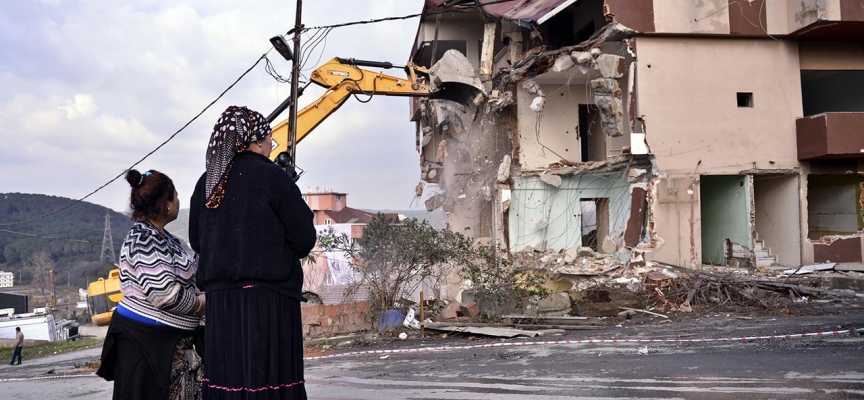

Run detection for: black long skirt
[[202, 286, 306, 400]]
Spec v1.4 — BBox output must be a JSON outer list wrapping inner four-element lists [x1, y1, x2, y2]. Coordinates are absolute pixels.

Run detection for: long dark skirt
[[202, 286, 306, 400], [97, 313, 202, 400]]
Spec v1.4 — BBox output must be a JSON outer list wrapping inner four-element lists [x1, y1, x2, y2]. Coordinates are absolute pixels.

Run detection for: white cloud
[[59, 94, 98, 119], [0, 1, 427, 214]]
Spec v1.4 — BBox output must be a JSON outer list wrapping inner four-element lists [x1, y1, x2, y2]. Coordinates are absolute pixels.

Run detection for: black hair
[[124, 169, 176, 221]]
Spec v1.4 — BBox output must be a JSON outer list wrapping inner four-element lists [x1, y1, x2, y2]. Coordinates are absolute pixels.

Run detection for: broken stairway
[[732, 234, 777, 268]]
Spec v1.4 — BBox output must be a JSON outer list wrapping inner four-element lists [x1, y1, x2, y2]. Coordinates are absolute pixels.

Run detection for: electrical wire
[[0, 228, 91, 243], [298, 0, 518, 32], [0, 50, 273, 227]]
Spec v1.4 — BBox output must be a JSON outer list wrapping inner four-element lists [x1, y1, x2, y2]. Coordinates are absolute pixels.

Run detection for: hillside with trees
[[0, 193, 131, 288]]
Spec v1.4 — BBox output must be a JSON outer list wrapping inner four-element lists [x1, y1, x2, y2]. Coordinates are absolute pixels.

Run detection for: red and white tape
[[0, 329, 853, 382], [303, 329, 853, 361], [0, 372, 96, 383]]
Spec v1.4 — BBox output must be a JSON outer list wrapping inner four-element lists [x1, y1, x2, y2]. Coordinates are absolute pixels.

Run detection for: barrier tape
[[0, 372, 96, 383], [303, 329, 853, 361], [0, 329, 854, 382]]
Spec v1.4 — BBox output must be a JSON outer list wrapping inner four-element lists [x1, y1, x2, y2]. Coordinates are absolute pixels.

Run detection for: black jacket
[[189, 151, 316, 299]]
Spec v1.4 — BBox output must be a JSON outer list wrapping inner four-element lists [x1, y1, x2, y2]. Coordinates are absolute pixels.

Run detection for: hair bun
[[125, 169, 143, 188]]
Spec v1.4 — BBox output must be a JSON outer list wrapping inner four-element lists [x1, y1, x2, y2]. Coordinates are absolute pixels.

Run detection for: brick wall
[[301, 301, 374, 338]]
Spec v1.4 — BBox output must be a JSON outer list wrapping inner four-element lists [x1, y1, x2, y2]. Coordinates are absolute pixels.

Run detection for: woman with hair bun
[[97, 169, 205, 400]]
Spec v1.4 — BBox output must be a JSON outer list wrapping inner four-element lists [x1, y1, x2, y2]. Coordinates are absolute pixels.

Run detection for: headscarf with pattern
[[204, 105, 271, 208]]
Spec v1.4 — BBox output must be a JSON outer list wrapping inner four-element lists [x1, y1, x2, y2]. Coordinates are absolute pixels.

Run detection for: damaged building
[[409, 0, 864, 299]]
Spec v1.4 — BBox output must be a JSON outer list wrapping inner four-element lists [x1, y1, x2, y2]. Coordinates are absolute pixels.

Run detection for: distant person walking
[[8, 327, 23, 365], [97, 169, 205, 400], [190, 106, 316, 399]]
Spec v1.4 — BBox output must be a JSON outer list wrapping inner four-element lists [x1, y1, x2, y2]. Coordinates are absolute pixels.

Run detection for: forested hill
[[0, 193, 131, 288]]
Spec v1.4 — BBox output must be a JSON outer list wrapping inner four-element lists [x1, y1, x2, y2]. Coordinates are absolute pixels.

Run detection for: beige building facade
[[411, 0, 864, 277]]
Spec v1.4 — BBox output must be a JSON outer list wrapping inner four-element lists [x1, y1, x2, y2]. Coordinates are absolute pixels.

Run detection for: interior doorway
[[700, 175, 752, 265]]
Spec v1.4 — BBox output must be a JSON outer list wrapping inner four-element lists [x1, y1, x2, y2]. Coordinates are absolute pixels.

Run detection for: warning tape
[[0, 372, 96, 383], [302, 329, 854, 361], [0, 329, 854, 382]]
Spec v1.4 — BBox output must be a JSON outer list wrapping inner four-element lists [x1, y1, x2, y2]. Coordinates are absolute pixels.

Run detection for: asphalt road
[[1, 311, 863, 399]]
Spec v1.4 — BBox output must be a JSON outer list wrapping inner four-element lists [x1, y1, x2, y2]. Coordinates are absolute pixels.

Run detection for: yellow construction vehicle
[[266, 51, 482, 173], [87, 268, 122, 326]]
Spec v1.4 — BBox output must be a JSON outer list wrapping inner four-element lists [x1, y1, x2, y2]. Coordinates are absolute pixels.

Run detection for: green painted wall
[[701, 175, 752, 265]]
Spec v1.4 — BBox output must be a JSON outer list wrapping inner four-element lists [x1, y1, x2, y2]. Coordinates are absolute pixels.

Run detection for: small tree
[[335, 215, 470, 315], [26, 251, 54, 295], [331, 214, 548, 321]]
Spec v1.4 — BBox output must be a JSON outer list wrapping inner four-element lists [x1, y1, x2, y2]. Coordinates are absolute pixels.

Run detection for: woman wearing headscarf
[[98, 169, 205, 400], [189, 105, 316, 399]]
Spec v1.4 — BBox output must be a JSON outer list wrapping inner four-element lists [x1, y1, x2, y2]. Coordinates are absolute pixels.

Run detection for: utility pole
[[287, 0, 303, 164], [100, 209, 115, 263], [49, 269, 56, 309]]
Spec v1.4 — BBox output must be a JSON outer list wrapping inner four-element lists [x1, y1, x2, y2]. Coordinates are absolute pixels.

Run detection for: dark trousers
[[10, 346, 22, 364]]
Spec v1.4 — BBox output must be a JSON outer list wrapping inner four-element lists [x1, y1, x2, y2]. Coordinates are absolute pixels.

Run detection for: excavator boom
[[269, 57, 432, 161]]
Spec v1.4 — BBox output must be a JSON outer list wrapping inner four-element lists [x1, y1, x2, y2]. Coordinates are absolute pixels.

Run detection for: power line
[[0, 50, 272, 227], [0, 228, 91, 243], [300, 0, 516, 32]]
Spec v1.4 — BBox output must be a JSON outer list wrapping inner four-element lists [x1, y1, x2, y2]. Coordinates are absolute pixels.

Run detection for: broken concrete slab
[[552, 54, 575, 72], [539, 173, 562, 187], [590, 78, 625, 137], [536, 292, 572, 313], [830, 277, 864, 293], [440, 301, 461, 320], [782, 263, 836, 275], [836, 263, 864, 272], [594, 54, 625, 79], [497, 155, 512, 183], [425, 323, 543, 338], [571, 51, 593, 65], [425, 193, 444, 212]]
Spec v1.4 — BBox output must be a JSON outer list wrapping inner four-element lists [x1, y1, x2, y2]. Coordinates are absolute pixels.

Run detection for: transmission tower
[[100, 209, 116, 263]]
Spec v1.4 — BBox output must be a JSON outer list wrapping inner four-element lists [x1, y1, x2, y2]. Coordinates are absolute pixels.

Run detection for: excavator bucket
[[428, 49, 485, 103]]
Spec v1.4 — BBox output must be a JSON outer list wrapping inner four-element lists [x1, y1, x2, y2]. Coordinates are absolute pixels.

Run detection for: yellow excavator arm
[[269, 57, 432, 161]]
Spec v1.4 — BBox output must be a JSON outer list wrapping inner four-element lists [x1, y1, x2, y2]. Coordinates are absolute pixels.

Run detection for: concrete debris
[[539, 173, 562, 187], [601, 236, 618, 254], [497, 155, 512, 183], [425, 324, 544, 338], [521, 79, 544, 96], [481, 185, 492, 201], [782, 263, 836, 276], [594, 54, 625, 79], [422, 132, 432, 146], [536, 292, 572, 313], [572, 51, 593, 65], [414, 182, 424, 198], [427, 168, 437, 180], [437, 139, 448, 162], [536, 219, 549, 229], [535, 240, 548, 252], [577, 247, 597, 257], [590, 78, 625, 137], [425, 193, 444, 211], [552, 53, 575, 72], [457, 193, 467, 199], [488, 89, 515, 111], [529, 96, 546, 112], [440, 301, 461, 320]]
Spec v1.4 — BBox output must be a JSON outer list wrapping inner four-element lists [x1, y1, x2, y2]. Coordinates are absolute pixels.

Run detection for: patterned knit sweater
[[117, 220, 200, 330]]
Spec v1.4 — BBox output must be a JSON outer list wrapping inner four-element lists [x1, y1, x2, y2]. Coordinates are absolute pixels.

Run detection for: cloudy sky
[[0, 0, 429, 215]]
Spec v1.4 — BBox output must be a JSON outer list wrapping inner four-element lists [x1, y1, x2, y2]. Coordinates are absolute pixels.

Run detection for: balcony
[[796, 112, 864, 160]]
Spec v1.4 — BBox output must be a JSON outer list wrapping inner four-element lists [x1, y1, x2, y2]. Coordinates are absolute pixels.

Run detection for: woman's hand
[[192, 293, 206, 317]]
